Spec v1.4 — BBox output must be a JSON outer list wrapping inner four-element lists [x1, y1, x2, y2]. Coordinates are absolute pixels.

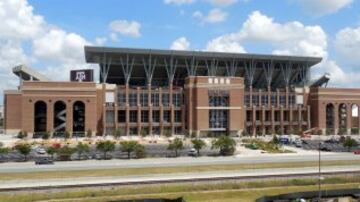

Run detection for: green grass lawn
[[0, 176, 359, 202], [0, 160, 359, 181]]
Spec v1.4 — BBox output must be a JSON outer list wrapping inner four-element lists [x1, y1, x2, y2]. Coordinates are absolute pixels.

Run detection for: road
[[0, 165, 359, 190], [0, 152, 359, 173]]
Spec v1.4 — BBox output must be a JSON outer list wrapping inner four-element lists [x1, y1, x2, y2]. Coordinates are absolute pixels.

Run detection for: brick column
[[347, 104, 352, 135], [271, 108, 275, 134], [125, 86, 130, 136], [280, 106, 284, 134], [169, 84, 174, 135], [46, 100, 54, 137], [334, 104, 339, 135], [289, 106, 293, 133], [261, 106, 265, 135], [66, 100, 73, 137], [137, 87, 141, 136], [252, 106, 256, 136]]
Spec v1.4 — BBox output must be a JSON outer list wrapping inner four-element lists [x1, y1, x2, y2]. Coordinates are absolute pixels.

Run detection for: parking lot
[[290, 139, 360, 153]]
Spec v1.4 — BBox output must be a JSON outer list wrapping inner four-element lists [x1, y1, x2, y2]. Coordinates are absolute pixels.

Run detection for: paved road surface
[[0, 165, 359, 189], [0, 153, 359, 173]]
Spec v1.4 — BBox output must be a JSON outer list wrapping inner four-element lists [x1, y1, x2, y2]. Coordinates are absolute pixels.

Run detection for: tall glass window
[[152, 110, 160, 122], [209, 110, 228, 129], [261, 95, 268, 106], [162, 93, 169, 107], [245, 95, 250, 107], [163, 110, 170, 123], [141, 110, 148, 122], [271, 95, 277, 106], [151, 93, 159, 107], [280, 95, 286, 106], [129, 93, 137, 107], [140, 93, 148, 107], [175, 110, 181, 122], [117, 93, 126, 107], [173, 93, 182, 107], [252, 95, 259, 106], [209, 93, 229, 106], [130, 111, 137, 122]]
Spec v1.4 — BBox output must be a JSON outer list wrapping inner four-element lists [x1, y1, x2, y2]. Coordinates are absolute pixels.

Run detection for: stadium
[[3, 46, 360, 138]]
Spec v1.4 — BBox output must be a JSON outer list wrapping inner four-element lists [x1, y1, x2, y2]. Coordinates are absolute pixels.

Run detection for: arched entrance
[[34, 101, 47, 138], [325, 103, 334, 135], [338, 103, 347, 135], [73, 101, 85, 137], [53, 101, 66, 137], [351, 104, 359, 134]]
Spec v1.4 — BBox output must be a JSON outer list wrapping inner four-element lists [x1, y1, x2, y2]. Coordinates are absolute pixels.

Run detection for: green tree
[[46, 146, 57, 160], [75, 142, 90, 160], [15, 143, 32, 161], [167, 138, 184, 157], [0, 142, 10, 161], [57, 145, 76, 161], [211, 135, 237, 156], [343, 137, 358, 152], [96, 140, 115, 159], [134, 144, 146, 159], [64, 131, 71, 140], [17, 131, 28, 139], [163, 129, 172, 138], [140, 128, 148, 137], [86, 129, 92, 138], [120, 141, 138, 159], [272, 135, 280, 145], [42, 131, 50, 140], [113, 128, 124, 139], [191, 138, 206, 156]]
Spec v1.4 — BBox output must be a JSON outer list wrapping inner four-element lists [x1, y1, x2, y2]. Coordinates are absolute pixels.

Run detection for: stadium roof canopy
[[84, 46, 322, 89]]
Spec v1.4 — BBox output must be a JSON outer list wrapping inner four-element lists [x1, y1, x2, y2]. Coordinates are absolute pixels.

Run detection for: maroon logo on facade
[[70, 69, 94, 82]]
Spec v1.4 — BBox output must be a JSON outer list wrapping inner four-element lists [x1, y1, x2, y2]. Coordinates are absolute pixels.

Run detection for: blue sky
[[0, 0, 360, 100]]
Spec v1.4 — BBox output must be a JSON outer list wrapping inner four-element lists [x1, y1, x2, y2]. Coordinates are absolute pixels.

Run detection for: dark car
[[35, 157, 54, 165], [354, 149, 360, 155], [320, 144, 331, 151]]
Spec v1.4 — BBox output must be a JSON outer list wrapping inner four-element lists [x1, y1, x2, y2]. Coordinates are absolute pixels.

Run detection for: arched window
[[73, 101, 85, 136], [34, 101, 47, 133]]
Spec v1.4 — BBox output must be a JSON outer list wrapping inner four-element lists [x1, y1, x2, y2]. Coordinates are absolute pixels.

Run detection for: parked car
[[35, 157, 54, 165], [35, 147, 46, 155], [354, 149, 360, 155], [188, 148, 197, 157], [325, 138, 339, 144], [294, 140, 302, 148], [320, 144, 331, 151], [279, 137, 289, 145]]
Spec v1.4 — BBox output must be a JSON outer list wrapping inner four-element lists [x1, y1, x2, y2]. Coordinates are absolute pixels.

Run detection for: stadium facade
[[3, 46, 360, 138]]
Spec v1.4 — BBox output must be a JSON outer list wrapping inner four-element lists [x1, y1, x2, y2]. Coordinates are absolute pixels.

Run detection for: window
[[173, 93, 182, 107], [252, 95, 259, 106], [289, 95, 296, 106], [245, 95, 250, 107], [140, 93, 148, 107], [163, 110, 170, 123], [209, 110, 228, 129], [162, 93, 169, 107], [118, 110, 125, 123], [130, 110, 137, 122], [117, 93, 126, 107], [152, 110, 160, 122], [261, 95, 268, 106], [130, 127, 138, 135], [175, 110, 181, 122], [141, 110, 148, 122], [280, 95, 286, 106], [271, 95, 277, 106], [129, 93, 137, 107], [209, 95, 229, 106], [174, 126, 182, 135], [151, 93, 159, 107], [106, 111, 114, 123]]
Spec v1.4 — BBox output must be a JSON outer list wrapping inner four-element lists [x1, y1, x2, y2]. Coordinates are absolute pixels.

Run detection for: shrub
[[42, 131, 50, 140], [113, 128, 124, 139], [134, 144, 146, 159], [75, 142, 90, 160], [86, 129, 92, 138], [46, 146, 57, 160], [343, 136, 358, 152], [120, 141, 138, 159], [167, 138, 184, 157], [96, 140, 115, 159], [211, 135, 236, 156], [57, 145, 76, 161], [15, 143, 32, 161], [17, 131, 28, 139], [163, 129, 172, 137], [191, 138, 206, 156], [64, 131, 71, 140]]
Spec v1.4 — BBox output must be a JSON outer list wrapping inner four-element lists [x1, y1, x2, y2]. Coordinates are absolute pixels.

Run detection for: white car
[[188, 148, 197, 156], [35, 147, 46, 155]]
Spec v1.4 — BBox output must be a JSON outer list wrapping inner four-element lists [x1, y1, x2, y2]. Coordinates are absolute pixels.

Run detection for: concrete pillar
[[334, 104, 339, 135], [66, 100, 73, 137], [347, 104, 352, 135], [46, 100, 54, 137]]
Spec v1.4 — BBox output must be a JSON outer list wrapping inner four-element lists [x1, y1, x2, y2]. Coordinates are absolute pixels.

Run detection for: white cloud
[[170, 37, 190, 50], [335, 26, 360, 64], [95, 37, 107, 46], [0, 0, 45, 40], [206, 0, 237, 7], [164, 0, 195, 5], [33, 29, 89, 64], [109, 33, 119, 42], [109, 20, 141, 38], [193, 9, 228, 24], [295, 0, 353, 16], [206, 11, 327, 57]]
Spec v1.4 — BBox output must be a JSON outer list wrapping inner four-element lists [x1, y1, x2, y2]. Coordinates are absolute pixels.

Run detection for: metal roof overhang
[[84, 46, 323, 88]]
